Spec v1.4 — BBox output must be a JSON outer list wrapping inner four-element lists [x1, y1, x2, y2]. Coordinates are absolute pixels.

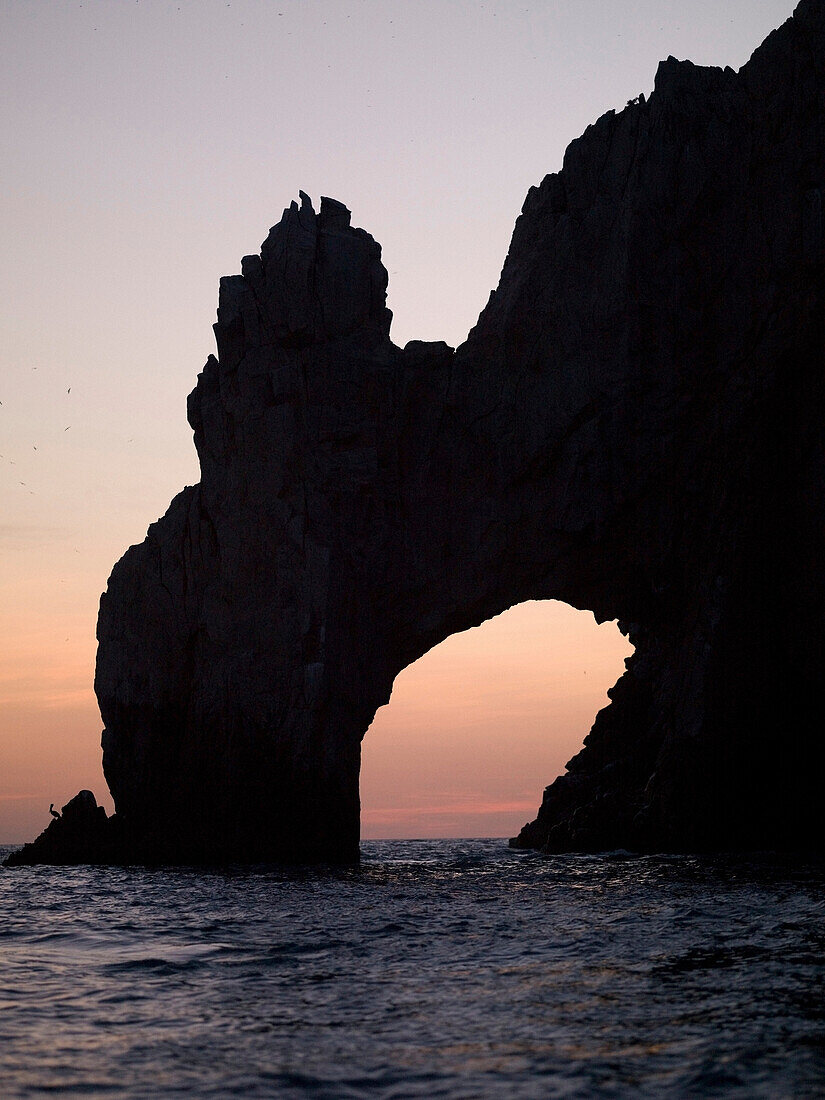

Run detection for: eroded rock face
[[12, 2, 825, 866]]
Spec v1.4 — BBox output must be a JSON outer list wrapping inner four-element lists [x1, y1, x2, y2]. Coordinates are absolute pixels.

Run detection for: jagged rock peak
[[227, 190, 390, 353]]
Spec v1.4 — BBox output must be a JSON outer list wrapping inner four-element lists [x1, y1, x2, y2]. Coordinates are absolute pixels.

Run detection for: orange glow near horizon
[[360, 600, 632, 840], [0, 588, 631, 845], [0, 543, 113, 842]]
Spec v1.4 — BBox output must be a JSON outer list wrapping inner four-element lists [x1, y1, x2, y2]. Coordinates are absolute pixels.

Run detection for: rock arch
[[12, 2, 824, 866], [98, 183, 653, 863], [359, 599, 633, 841]]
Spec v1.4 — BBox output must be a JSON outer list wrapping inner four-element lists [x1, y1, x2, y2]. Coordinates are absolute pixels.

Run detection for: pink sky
[[0, 0, 793, 842]]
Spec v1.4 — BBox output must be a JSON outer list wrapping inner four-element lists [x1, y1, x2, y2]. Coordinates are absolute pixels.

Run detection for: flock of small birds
[[2, 386, 74, 495]]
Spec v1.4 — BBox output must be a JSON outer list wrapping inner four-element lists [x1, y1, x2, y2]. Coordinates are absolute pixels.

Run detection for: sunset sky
[[1, 0, 792, 843]]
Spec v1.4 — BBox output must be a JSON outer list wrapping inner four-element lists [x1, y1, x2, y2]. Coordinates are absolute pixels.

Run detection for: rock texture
[[8, 1, 825, 866]]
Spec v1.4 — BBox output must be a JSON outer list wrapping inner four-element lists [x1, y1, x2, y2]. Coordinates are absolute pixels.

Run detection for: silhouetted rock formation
[[8, 1, 824, 867], [4, 792, 114, 866]]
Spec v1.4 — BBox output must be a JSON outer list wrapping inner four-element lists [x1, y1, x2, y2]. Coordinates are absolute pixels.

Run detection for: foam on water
[[1, 839, 823, 1097]]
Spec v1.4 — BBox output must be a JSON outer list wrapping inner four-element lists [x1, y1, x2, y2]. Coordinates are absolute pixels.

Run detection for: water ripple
[[1, 840, 823, 1097]]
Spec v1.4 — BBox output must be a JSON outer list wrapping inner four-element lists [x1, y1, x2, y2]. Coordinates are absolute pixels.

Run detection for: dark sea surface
[[0, 838, 823, 1098]]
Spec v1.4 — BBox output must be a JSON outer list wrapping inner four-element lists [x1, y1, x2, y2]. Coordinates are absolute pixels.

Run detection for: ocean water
[[0, 839, 823, 1098]]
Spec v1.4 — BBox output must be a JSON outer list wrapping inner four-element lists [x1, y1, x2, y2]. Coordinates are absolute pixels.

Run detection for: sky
[[0, 0, 794, 843]]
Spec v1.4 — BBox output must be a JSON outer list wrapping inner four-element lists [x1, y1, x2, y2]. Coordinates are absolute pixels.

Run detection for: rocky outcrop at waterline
[[3, 792, 115, 867], [7, 0, 825, 867]]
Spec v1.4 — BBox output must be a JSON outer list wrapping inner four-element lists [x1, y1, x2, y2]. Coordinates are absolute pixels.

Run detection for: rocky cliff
[[8, 0, 825, 866]]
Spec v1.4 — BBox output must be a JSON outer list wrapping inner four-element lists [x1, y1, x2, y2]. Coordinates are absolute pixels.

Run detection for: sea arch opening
[[360, 600, 634, 841]]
